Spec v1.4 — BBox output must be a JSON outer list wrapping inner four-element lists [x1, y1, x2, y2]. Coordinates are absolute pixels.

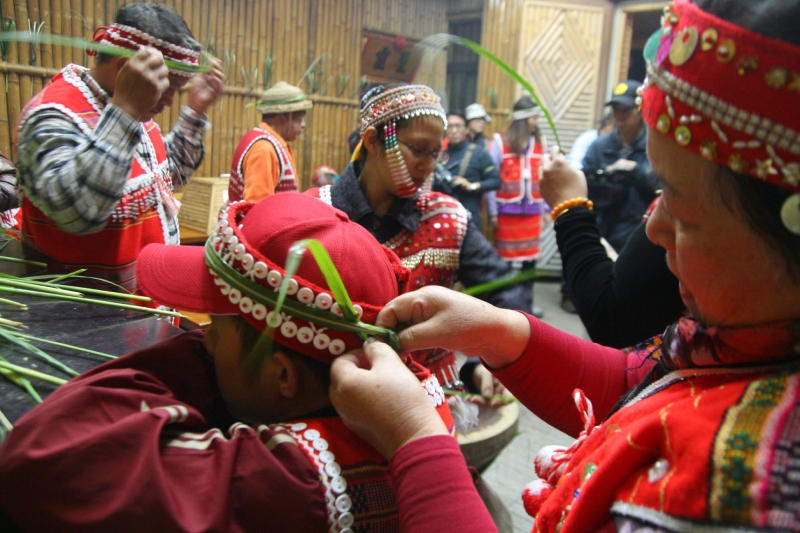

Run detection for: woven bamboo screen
[[0, 0, 449, 191]]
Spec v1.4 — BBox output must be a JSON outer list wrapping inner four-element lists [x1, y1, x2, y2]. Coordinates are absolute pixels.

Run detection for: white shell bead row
[[210, 213, 363, 356]]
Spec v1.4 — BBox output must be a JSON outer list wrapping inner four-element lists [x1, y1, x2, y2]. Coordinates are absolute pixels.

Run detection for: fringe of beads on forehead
[[641, 0, 800, 192], [359, 85, 447, 133], [91, 23, 200, 77]]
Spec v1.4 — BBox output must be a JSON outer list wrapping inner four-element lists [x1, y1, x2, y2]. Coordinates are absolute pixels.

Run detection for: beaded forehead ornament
[[357, 85, 447, 198], [90, 23, 200, 77], [641, 0, 800, 233], [206, 201, 402, 363]]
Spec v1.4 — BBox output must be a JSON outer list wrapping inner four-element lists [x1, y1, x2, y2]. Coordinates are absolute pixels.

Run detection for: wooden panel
[[475, 0, 524, 135], [516, 1, 606, 151]]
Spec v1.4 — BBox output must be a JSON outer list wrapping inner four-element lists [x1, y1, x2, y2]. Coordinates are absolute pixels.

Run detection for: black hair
[[694, 0, 800, 47], [695, 0, 800, 279], [233, 315, 331, 390], [98, 2, 200, 63], [447, 109, 467, 124]]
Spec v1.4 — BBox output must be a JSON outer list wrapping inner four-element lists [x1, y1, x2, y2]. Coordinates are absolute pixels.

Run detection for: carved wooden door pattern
[[517, 1, 607, 151]]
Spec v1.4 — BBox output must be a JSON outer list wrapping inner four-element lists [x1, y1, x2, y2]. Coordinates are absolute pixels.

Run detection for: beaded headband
[[90, 23, 200, 77], [205, 201, 402, 362], [354, 85, 446, 198], [359, 84, 447, 133], [641, 0, 800, 193]]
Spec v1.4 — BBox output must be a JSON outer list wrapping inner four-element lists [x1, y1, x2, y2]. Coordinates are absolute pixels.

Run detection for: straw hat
[[256, 81, 313, 115]]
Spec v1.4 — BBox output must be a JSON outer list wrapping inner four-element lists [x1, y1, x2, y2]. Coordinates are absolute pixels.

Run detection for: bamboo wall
[[0, 0, 449, 190]]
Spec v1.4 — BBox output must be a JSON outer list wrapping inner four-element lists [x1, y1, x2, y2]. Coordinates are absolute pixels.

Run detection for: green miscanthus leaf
[[0, 353, 42, 403], [462, 268, 539, 297], [0, 327, 79, 377], [0, 31, 214, 74]]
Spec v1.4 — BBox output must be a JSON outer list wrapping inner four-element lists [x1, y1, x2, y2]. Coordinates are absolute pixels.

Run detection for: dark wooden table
[[0, 238, 183, 424]]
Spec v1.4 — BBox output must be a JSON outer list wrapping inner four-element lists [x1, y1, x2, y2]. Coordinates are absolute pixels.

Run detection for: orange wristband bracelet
[[551, 197, 593, 222]]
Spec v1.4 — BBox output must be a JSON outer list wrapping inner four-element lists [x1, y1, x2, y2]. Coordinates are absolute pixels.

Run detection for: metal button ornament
[[700, 28, 718, 51], [729, 153, 750, 173], [669, 27, 698, 66], [766, 67, 788, 89], [656, 114, 672, 134], [319, 450, 335, 463], [716, 39, 736, 62], [700, 140, 718, 160], [291, 422, 307, 431], [648, 458, 671, 483], [674, 126, 692, 146], [780, 194, 800, 236], [736, 56, 759, 76]]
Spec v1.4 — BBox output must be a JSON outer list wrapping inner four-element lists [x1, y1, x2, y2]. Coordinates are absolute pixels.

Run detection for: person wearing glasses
[[307, 84, 528, 395]]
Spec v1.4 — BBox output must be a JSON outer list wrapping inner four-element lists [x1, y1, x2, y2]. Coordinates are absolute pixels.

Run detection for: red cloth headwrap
[[641, 0, 800, 192]]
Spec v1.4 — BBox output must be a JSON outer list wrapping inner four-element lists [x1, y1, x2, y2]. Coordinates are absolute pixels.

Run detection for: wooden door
[[517, 1, 610, 151]]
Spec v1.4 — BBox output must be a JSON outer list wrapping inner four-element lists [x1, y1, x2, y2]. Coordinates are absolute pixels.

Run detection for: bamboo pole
[[50, 0, 62, 69], [15, 0, 32, 104]]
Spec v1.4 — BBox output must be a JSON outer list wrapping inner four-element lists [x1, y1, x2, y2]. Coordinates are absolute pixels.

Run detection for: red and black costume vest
[[18, 65, 178, 291], [314, 185, 469, 387], [229, 127, 298, 202]]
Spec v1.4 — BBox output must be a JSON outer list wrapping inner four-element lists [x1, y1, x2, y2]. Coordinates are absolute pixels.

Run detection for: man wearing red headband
[[0, 193, 461, 531], [16, 3, 223, 292]]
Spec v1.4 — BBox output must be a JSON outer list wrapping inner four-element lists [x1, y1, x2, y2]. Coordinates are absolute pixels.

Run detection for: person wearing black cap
[[582, 79, 658, 252]]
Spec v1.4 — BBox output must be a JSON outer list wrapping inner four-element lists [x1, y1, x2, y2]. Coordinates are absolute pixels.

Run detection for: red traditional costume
[[488, 132, 547, 262], [0, 194, 458, 532], [19, 65, 180, 289], [313, 184, 469, 386], [228, 123, 299, 202], [229, 81, 311, 202], [16, 22, 204, 291]]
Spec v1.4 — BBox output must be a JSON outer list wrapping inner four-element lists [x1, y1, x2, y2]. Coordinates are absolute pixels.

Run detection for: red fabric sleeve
[[390, 435, 499, 533], [491, 313, 656, 437], [0, 332, 328, 532]]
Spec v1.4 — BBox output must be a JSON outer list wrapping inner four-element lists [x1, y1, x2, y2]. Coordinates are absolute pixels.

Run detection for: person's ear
[[362, 126, 382, 156], [273, 350, 300, 399]]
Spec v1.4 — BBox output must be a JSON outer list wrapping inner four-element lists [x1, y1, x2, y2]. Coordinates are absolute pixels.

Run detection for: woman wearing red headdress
[[308, 84, 529, 394], [330, 1, 800, 531]]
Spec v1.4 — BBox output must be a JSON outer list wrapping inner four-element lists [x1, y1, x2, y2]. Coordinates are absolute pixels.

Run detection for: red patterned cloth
[[19, 66, 176, 291], [525, 318, 800, 532], [312, 185, 469, 387], [0, 331, 454, 532]]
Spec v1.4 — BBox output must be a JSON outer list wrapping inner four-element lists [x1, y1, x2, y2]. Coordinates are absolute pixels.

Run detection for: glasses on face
[[397, 139, 441, 161]]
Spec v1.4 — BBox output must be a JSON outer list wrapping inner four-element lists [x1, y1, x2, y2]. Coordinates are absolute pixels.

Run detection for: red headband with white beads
[[92, 23, 200, 77], [641, 0, 800, 192]]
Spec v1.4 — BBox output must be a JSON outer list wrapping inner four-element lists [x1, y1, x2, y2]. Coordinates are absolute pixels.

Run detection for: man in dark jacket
[[435, 110, 500, 226], [582, 80, 657, 252]]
